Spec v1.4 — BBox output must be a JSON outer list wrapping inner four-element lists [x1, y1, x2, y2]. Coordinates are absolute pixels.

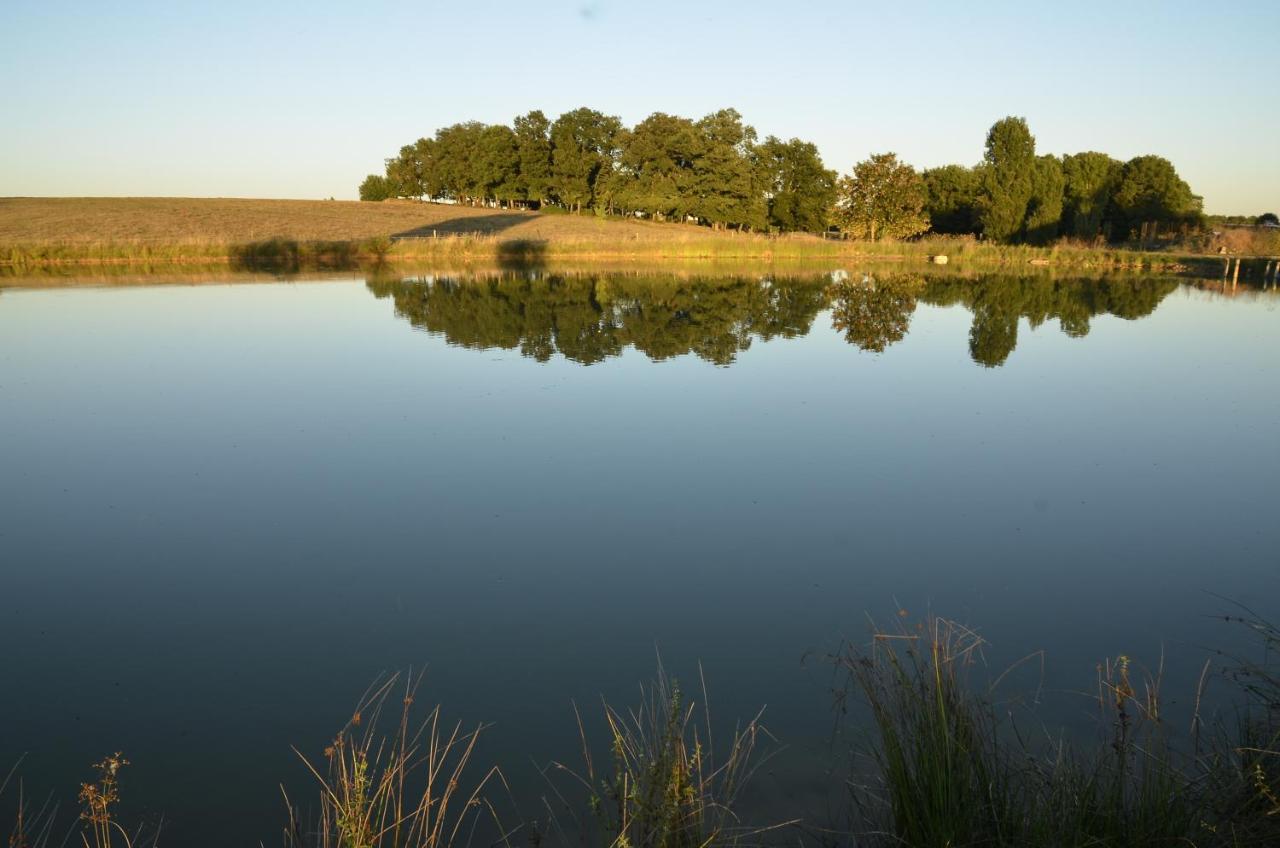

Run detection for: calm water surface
[[1, 270, 1278, 845]]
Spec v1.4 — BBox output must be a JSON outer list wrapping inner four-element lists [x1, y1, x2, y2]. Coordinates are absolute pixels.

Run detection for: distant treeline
[[360, 110, 1205, 245]]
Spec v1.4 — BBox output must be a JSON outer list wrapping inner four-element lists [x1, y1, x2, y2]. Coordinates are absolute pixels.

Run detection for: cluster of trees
[[366, 271, 1179, 368], [361, 111, 1203, 245], [921, 118, 1204, 244], [360, 108, 835, 232]]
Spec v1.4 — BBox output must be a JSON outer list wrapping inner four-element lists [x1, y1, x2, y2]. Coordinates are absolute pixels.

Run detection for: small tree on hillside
[[833, 153, 929, 241], [358, 174, 395, 201]]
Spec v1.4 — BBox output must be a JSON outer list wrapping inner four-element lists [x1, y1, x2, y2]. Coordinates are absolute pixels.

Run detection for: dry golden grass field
[[0, 196, 755, 245]]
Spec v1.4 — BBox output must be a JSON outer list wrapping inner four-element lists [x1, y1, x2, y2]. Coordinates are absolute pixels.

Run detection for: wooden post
[[1232, 257, 1241, 289]]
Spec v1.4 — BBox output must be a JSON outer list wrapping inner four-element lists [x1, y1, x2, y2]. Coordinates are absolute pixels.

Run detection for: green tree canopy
[[358, 174, 395, 201], [977, 117, 1036, 242], [1112, 155, 1203, 235], [513, 110, 553, 205], [615, 112, 701, 220], [755, 137, 836, 233], [691, 108, 762, 230], [550, 107, 623, 213], [1023, 155, 1065, 244], [833, 153, 929, 241], [923, 165, 981, 235], [1061, 152, 1122, 239]]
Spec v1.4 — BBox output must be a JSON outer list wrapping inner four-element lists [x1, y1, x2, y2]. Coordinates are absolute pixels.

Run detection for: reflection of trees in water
[[829, 274, 923, 352], [367, 271, 1181, 367], [366, 273, 830, 366], [922, 275, 1180, 367]]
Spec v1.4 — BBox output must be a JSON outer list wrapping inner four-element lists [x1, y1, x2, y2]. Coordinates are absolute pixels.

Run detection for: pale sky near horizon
[[2, 0, 1276, 214]]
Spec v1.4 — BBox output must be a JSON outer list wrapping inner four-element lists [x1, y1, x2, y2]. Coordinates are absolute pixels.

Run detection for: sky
[[1, 0, 1276, 214]]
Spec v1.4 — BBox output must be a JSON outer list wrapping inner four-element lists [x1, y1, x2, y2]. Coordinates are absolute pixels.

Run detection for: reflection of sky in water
[[1, 276, 1277, 846]]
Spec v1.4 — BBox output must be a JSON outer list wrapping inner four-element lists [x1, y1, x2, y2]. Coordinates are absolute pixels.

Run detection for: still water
[[1, 269, 1277, 845]]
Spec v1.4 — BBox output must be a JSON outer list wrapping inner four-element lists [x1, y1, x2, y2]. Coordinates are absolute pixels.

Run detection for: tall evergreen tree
[[977, 117, 1036, 242]]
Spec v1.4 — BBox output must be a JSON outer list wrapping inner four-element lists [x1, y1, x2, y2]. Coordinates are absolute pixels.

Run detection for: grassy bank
[[0, 197, 1254, 275], [4, 614, 1277, 848]]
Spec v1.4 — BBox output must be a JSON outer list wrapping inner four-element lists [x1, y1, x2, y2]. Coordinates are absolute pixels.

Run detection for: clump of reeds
[[284, 671, 511, 848], [834, 614, 1280, 847], [541, 664, 788, 848]]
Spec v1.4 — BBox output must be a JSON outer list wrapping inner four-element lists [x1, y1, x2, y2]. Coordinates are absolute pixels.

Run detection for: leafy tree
[[833, 153, 929, 241], [550, 107, 623, 212], [513, 111, 553, 206], [977, 117, 1036, 242], [754, 137, 836, 232], [1112, 155, 1203, 237], [1023, 154, 1065, 244], [358, 174, 395, 201], [1259, 212, 1279, 226], [477, 124, 520, 205], [691, 108, 762, 230], [385, 142, 425, 198], [433, 122, 488, 203], [1061, 152, 1122, 240], [923, 165, 981, 235], [615, 112, 701, 220]]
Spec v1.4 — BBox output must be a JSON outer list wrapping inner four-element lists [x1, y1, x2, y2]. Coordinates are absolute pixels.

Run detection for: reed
[[539, 664, 789, 848], [833, 615, 1280, 847], [284, 671, 511, 848]]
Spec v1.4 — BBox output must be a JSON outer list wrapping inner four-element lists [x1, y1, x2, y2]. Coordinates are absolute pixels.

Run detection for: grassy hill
[[0, 196, 784, 247]]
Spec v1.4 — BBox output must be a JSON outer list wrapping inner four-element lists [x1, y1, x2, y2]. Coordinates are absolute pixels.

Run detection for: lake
[[1, 268, 1278, 845]]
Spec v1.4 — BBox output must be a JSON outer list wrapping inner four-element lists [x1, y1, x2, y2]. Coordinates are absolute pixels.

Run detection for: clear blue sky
[[2, 0, 1275, 214]]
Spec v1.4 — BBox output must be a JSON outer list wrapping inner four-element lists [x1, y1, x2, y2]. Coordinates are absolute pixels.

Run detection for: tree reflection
[[922, 275, 1180, 367], [366, 272, 830, 366], [829, 273, 922, 352], [366, 270, 1181, 368]]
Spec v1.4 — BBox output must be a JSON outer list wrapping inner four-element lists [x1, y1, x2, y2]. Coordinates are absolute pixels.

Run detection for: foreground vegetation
[[4, 611, 1277, 848]]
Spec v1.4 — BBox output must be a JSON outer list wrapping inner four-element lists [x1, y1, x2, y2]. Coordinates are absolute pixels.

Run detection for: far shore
[[2, 197, 1271, 277]]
